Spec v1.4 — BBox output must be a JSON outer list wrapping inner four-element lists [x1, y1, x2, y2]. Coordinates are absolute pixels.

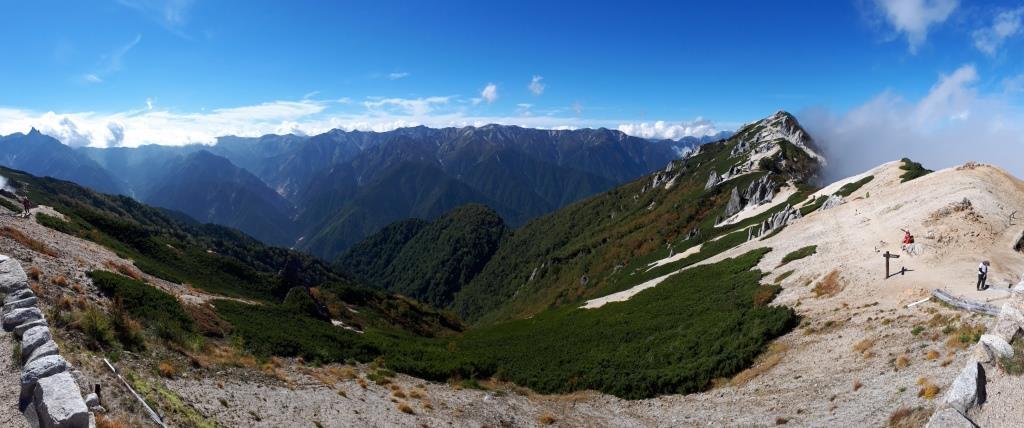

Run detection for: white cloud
[[479, 83, 498, 104], [972, 7, 1024, 55], [1003, 74, 1024, 94], [616, 117, 722, 140], [802, 64, 1024, 181], [874, 0, 958, 53], [146, 97, 154, 110], [363, 96, 450, 116], [528, 75, 545, 95], [387, 72, 410, 80], [82, 34, 142, 83]]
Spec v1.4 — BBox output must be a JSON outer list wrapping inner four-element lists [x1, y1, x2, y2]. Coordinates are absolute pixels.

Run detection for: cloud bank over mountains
[[0, 99, 728, 148]]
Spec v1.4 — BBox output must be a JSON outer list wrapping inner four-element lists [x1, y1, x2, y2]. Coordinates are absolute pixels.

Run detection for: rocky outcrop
[[0, 255, 92, 428], [820, 194, 844, 211], [761, 204, 801, 233], [722, 176, 779, 220], [705, 171, 722, 190], [724, 188, 743, 217]]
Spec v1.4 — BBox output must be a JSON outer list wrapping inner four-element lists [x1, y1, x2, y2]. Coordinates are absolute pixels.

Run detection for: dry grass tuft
[[157, 361, 178, 378], [357, 378, 368, 389], [27, 265, 42, 281], [925, 349, 940, 360], [732, 342, 788, 385], [916, 378, 940, 399], [812, 270, 844, 298], [888, 406, 931, 428], [71, 283, 84, 294], [1, 227, 58, 257], [538, 412, 557, 425], [408, 388, 425, 399], [103, 260, 144, 281], [29, 282, 44, 297], [53, 275, 68, 288], [853, 338, 874, 354], [397, 402, 415, 415], [895, 354, 910, 369], [95, 414, 130, 428], [853, 379, 863, 391]]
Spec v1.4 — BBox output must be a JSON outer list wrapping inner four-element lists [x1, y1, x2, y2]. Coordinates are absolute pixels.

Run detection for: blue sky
[[0, 0, 1023, 162]]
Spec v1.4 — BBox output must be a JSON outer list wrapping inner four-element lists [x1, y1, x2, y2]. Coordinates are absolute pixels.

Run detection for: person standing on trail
[[977, 260, 990, 291], [20, 196, 30, 218]]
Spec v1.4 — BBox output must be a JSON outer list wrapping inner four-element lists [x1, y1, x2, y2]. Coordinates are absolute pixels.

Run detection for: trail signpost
[[883, 251, 901, 279]]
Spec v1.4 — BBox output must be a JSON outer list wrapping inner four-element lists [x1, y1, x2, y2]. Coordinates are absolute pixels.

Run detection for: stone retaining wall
[[926, 284, 1024, 427], [0, 255, 94, 428]]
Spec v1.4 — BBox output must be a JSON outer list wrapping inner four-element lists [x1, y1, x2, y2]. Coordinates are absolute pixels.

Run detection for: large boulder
[[5, 288, 34, 304], [25, 340, 59, 365], [22, 326, 52, 361], [33, 371, 89, 428], [944, 361, 985, 414], [20, 355, 68, 408], [3, 307, 42, 331], [925, 407, 975, 428], [3, 296, 37, 313], [0, 257, 28, 293], [14, 319, 48, 338], [979, 334, 1013, 359]]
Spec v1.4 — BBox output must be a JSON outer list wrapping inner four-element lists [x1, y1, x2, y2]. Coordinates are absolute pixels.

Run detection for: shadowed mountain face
[[66, 124, 693, 258], [144, 151, 297, 246], [0, 129, 125, 194], [338, 111, 824, 324]]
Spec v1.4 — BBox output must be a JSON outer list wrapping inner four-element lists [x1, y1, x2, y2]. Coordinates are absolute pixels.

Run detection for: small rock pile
[[0, 255, 94, 428]]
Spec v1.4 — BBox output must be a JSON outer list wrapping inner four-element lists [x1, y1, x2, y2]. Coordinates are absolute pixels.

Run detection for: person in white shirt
[[977, 260, 990, 291]]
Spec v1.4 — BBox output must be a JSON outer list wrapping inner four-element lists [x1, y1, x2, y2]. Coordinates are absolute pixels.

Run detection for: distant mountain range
[[0, 124, 724, 258]]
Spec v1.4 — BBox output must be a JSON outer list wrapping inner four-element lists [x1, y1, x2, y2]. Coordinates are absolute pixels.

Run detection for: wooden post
[[883, 251, 900, 279]]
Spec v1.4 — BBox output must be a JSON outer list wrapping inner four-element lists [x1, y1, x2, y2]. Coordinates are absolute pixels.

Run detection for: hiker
[[20, 196, 31, 218], [977, 260, 990, 291], [900, 229, 914, 251]]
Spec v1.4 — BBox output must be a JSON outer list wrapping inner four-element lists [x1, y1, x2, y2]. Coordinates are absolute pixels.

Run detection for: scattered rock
[[83, 393, 99, 409], [33, 371, 89, 428]]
